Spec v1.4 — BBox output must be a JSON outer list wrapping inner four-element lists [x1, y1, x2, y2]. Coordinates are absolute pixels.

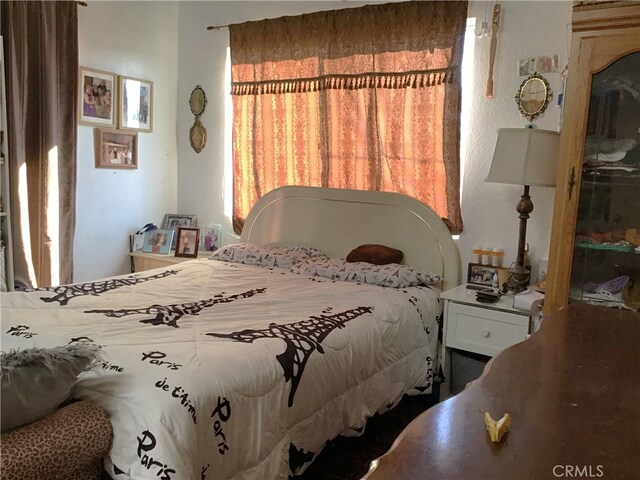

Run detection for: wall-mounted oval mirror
[[515, 72, 552, 122], [189, 85, 207, 117]]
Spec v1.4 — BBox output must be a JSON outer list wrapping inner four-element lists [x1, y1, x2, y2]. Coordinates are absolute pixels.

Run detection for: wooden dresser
[[364, 304, 640, 480], [129, 251, 209, 272]]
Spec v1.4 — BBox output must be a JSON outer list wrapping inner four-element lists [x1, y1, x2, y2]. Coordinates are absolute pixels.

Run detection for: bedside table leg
[[440, 346, 452, 401], [439, 298, 452, 401]]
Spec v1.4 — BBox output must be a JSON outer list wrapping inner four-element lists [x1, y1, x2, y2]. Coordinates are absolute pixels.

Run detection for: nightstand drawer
[[446, 303, 529, 357]]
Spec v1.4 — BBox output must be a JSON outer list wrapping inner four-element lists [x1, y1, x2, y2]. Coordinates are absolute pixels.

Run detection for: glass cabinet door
[[571, 51, 640, 311]]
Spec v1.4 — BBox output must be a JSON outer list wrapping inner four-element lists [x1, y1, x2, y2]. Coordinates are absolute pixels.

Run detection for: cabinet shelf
[[569, 293, 629, 309], [581, 171, 640, 187], [575, 242, 638, 254]]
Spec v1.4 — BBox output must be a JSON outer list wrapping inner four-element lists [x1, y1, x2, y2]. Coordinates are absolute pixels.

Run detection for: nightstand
[[130, 251, 210, 272], [439, 284, 533, 399]]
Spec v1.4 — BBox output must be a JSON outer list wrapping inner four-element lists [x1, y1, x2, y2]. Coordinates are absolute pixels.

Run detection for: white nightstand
[[440, 284, 534, 399], [130, 251, 210, 272]]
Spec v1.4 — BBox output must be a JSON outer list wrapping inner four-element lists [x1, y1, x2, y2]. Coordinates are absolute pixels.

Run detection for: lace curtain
[[230, 1, 467, 234]]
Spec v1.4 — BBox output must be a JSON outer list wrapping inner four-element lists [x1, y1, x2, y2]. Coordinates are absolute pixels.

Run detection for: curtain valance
[[230, 1, 467, 95], [231, 68, 456, 95]]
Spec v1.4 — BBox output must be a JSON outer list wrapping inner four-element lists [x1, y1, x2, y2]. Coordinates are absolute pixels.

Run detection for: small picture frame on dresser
[[200, 224, 221, 252], [175, 227, 200, 258], [142, 229, 174, 255], [467, 263, 499, 288], [162, 214, 197, 249]]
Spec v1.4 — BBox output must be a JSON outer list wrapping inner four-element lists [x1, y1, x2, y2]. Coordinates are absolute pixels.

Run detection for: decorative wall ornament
[[189, 119, 207, 154], [515, 72, 553, 123], [189, 85, 207, 153], [189, 85, 207, 116], [485, 3, 501, 98]]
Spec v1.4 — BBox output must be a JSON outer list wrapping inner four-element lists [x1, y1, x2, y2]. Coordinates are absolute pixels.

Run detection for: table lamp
[[486, 128, 560, 292]]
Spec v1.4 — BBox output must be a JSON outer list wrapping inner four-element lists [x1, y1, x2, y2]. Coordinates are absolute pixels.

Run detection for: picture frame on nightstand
[[467, 263, 499, 288]]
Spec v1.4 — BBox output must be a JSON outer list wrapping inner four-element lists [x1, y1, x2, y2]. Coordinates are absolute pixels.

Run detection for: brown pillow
[[346, 244, 403, 265]]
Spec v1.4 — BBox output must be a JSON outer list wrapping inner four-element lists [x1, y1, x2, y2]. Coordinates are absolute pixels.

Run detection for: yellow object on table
[[484, 412, 511, 443]]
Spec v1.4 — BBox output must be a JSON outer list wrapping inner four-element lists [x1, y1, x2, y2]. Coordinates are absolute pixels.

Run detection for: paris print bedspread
[[1, 259, 441, 480]]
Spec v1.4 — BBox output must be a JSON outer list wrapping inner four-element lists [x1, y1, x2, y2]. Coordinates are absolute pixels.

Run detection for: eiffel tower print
[[28, 269, 179, 305], [207, 305, 374, 407], [86, 288, 267, 328]]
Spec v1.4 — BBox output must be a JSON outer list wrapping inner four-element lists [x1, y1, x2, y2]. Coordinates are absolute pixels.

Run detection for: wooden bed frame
[[241, 186, 461, 292]]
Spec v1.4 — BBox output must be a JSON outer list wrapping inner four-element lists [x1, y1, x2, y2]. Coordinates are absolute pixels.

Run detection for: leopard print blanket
[[0, 400, 112, 480]]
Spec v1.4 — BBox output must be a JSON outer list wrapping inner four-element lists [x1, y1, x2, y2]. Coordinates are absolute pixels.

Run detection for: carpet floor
[[295, 385, 440, 480]]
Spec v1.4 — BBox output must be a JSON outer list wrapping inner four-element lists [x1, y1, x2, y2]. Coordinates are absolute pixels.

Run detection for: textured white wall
[[75, 1, 179, 281], [459, 0, 571, 281]]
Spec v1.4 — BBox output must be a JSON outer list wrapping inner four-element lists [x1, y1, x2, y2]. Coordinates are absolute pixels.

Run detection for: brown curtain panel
[[230, 1, 467, 234], [1, 1, 78, 287]]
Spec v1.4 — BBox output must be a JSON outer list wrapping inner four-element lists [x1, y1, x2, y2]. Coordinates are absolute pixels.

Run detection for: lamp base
[[503, 263, 530, 293]]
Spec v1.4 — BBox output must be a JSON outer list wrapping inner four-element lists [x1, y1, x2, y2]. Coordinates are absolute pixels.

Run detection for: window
[[230, 1, 467, 234]]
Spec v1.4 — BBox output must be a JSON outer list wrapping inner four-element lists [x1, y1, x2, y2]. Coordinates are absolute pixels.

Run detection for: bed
[[0, 186, 460, 480]]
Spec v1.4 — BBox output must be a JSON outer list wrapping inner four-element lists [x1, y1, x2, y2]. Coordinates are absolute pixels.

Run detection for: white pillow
[[291, 258, 441, 288], [210, 243, 328, 269]]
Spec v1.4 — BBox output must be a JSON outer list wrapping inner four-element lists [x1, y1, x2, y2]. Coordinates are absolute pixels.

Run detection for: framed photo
[[142, 229, 174, 255], [119, 76, 153, 132], [175, 228, 200, 258], [162, 214, 197, 249], [78, 67, 117, 127], [467, 263, 499, 288], [130, 233, 145, 252], [200, 224, 221, 252], [94, 128, 138, 169]]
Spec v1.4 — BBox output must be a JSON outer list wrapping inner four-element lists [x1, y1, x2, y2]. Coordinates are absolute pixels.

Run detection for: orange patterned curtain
[[230, 1, 467, 234]]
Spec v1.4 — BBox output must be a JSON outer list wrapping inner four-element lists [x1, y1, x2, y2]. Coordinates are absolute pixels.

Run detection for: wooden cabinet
[[545, 3, 640, 314]]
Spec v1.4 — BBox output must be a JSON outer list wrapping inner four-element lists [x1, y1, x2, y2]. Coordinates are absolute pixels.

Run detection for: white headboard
[[240, 186, 461, 292]]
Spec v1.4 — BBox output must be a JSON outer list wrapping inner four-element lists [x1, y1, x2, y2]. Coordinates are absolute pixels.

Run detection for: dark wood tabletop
[[365, 303, 640, 480]]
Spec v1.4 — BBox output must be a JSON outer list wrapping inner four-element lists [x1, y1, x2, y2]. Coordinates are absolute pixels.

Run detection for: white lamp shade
[[486, 128, 560, 187]]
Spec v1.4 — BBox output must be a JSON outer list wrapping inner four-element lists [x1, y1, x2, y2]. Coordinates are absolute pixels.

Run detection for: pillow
[[346, 244, 403, 265], [0, 343, 102, 432], [210, 243, 327, 269], [291, 258, 441, 288]]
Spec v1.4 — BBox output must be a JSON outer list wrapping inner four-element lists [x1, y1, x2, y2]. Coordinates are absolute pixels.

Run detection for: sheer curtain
[[1, 1, 78, 287], [230, 1, 467, 234]]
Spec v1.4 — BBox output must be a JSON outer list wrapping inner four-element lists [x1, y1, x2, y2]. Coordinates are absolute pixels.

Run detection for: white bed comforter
[[1, 259, 441, 480]]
